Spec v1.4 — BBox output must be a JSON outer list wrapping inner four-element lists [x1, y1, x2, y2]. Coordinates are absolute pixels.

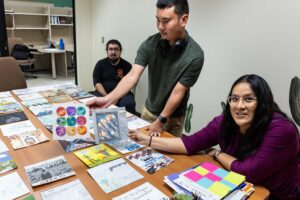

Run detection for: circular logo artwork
[[67, 106, 76, 116], [56, 107, 66, 116], [57, 117, 67, 126], [77, 106, 86, 116], [56, 126, 66, 136], [67, 116, 76, 126], [77, 125, 87, 135], [67, 126, 77, 136], [77, 116, 87, 125]]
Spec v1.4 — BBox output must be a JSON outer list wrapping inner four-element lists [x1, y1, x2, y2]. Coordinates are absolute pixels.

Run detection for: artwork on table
[[22, 98, 50, 107], [65, 88, 94, 100], [59, 137, 95, 152], [0, 97, 19, 106], [112, 182, 169, 200], [39, 90, 61, 97], [107, 139, 144, 154], [40, 179, 93, 200], [48, 95, 73, 103], [0, 91, 11, 99], [165, 162, 246, 200], [53, 104, 90, 141], [18, 93, 44, 101], [37, 114, 53, 131], [8, 129, 49, 149], [93, 107, 127, 144], [0, 139, 17, 174], [0, 97, 23, 114], [0, 172, 29, 200], [127, 115, 150, 130], [126, 148, 174, 174], [74, 143, 120, 168], [25, 155, 75, 187], [28, 104, 53, 117], [87, 158, 143, 193], [0, 111, 28, 125], [0, 120, 36, 137]]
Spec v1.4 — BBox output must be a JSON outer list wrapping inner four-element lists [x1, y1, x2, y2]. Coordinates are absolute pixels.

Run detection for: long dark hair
[[220, 74, 291, 159]]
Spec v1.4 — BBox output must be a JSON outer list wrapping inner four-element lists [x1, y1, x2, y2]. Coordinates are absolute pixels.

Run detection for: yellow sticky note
[[224, 171, 245, 185], [208, 182, 231, 197], [194, 166, 209, 176]]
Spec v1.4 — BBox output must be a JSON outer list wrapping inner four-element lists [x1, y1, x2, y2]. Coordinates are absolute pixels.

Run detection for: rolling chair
[[7, 37, 37, 79], [0, 57, 27, 92], [289, 76, 300, 127]]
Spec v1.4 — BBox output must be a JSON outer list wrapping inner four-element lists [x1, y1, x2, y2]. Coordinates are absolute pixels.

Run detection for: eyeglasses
[[107, 48, 120, 52], [227, 95, 257, 106]]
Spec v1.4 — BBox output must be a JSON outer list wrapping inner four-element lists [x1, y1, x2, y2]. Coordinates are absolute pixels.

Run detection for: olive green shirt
[[135, 31, 204, 117]]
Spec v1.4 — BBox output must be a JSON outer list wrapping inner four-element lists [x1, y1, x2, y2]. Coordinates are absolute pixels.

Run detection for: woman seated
[[129, 74, 300, 200]]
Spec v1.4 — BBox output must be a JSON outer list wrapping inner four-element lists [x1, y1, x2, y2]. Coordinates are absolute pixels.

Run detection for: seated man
[[92, 39, 136, 114]]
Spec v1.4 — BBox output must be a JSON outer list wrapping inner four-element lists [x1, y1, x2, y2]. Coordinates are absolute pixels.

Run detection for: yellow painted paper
[[194, 166, 209, 176], [224, 171, 245, 185], [208, 182, 231, 197]]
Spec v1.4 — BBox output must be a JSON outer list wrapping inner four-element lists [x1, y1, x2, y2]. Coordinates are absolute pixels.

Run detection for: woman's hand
[[207, 148, 219, 158]]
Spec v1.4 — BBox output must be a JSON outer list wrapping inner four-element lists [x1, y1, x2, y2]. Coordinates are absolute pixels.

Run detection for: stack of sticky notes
[[164, 162, 246, 200]]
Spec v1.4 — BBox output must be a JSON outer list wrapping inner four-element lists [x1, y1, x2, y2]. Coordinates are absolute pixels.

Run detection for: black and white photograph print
[[25, 155, 75, 186]]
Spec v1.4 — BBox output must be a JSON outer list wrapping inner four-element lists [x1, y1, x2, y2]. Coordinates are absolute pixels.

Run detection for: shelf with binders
[[50, 15, 73, 26]]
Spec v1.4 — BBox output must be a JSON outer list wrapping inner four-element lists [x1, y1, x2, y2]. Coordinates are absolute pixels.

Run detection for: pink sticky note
[[205, 172, 222, 182], [201, 162, 219, 172], [184, 170, 203, 182]]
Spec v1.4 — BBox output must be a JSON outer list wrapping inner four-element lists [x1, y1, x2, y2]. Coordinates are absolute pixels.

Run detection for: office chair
[[0, 57, 27, 92], [8, 37, 37, 79], [289, 76, 300, 126]]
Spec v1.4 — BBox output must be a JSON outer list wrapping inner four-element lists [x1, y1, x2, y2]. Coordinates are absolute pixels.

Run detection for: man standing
[[92, 39, 136, 114], [88, 0, 204, 137]]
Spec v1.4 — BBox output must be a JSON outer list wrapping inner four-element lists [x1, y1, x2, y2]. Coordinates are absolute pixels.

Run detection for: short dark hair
[[156, 0, 189, 16], [220, 74, 296, 159], [106, 39, 122, 51]]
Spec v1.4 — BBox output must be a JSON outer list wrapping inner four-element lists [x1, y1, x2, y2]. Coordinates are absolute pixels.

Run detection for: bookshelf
[[4, 1, 73, 51], [4, 1, 74, 75]]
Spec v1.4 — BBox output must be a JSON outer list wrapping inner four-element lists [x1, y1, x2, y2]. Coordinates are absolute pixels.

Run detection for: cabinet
[[4, 1, 74, 77]]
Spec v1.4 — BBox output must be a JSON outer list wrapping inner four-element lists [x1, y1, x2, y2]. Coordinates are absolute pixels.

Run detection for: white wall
[[76, 0, 300, 133], [75, 0, 93, 89], [89, 0, 156, 112]]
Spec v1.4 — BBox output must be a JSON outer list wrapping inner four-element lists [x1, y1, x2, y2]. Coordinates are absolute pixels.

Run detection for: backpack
[[12, 44, 29, 60]]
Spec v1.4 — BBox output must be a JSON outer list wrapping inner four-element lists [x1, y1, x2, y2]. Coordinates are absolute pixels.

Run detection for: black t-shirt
[[93, 57, 132, 93]]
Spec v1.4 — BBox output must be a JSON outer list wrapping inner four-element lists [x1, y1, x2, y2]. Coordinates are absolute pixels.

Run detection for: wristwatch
[[158, 115, 167, 124]]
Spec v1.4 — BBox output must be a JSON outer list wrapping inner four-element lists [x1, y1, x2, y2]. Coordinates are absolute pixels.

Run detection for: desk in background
[[0, 90, 270, 200], [38, 48, 67, 79]]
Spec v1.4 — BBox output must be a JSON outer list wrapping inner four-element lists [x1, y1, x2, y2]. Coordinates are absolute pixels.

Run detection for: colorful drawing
[[53, 104, 90, 141], [8, 129, 49, 149], [74, 143, 120, 168], [169, 162, 246, 200], [126, 148, 174, 174]]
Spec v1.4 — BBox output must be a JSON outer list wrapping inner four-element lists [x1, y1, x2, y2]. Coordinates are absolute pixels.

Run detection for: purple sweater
[[182, 113, 300, 199]]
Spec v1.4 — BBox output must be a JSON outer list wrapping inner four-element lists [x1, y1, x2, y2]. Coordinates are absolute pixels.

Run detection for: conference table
[[1, 92, 270, 200]]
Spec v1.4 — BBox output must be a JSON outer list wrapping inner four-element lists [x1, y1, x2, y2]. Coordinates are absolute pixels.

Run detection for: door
[[0, 0, 8, 57]]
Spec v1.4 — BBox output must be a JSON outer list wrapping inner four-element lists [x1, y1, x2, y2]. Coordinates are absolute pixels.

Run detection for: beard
[[108, 57, 119, 65]]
